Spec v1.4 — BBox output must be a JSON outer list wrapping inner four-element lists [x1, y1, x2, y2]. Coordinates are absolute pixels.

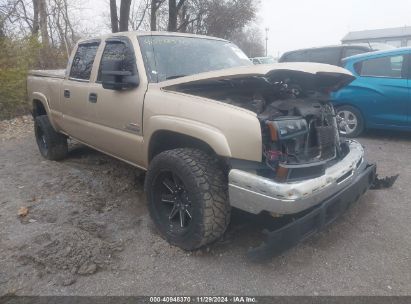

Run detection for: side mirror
[[101, 59, 139, 90]]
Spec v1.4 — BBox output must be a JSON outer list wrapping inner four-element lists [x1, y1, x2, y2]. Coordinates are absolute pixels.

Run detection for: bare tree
[[0, 0, 27, 37], [32, 0, 39, 35], [106, 0, 259, 39], [110, 0, 133, 32], [110, 0, 118, 32], [176, 0, 206, 33], [38, 0, 48, 46], [167, 0, 258, 39], [202, 0, 256, 39], [46, 0, 77, 55], [150, 0, 165, 31], [0, 2, 14, 38], [231, 26, 265, 57], [119, 0, 131, 31], [168, 0, 185, 31], [129, 0, 150, 30]]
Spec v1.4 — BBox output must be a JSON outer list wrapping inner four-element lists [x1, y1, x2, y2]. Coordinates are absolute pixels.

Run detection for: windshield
[[138, 35, 252, 83]]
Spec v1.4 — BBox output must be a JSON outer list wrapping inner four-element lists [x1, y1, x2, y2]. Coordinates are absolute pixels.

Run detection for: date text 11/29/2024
[[149, 296, 257, 303]]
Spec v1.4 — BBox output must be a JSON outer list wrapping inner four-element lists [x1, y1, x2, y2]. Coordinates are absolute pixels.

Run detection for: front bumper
[[248, 162, 376, 261], [229, 140, 368, 215]]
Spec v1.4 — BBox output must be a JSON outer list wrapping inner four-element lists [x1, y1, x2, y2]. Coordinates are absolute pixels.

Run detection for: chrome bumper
[[229, 140, 367, 215]]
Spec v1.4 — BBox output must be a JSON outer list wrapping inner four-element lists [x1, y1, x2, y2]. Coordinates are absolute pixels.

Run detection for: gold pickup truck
[[27, 31, 376, 253]]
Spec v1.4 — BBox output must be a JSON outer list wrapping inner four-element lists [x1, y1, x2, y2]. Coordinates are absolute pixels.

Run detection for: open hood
[[162, 62, 355, 94]]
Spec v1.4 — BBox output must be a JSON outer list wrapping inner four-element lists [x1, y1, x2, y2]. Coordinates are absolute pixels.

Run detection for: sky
[[83, 0, 411, 56], [259, 0, 411, 56]]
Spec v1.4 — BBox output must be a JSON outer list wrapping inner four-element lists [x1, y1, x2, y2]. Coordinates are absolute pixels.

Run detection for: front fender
[[144, 115, 232, 164]]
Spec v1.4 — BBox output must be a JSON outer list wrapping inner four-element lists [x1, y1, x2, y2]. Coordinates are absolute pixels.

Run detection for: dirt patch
[[18, 228, 124, 276], [0, 119, 147, 292], [0, 115, 33, 141]]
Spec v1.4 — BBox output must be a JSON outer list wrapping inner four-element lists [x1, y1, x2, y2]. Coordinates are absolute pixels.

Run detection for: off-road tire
[[336, 105, 365, 138], [145, 148, 230, 250], [34, 115, 68, 161]]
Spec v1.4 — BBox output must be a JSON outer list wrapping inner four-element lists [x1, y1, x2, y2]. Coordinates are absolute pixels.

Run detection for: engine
[[164, 70, 353, 182], [214, 79, 346, 182]]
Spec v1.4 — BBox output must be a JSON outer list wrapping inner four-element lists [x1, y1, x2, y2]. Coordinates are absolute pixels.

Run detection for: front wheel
[[336, 105, 365, 138], [145, 148, 230, 250]]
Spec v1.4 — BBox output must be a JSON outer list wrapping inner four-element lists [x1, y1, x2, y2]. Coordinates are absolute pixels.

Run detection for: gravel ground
[[0, 116, 410, 296]]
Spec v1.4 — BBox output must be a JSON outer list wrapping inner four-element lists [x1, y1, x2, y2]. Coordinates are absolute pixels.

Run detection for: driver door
[[86, 37, 147, 166]]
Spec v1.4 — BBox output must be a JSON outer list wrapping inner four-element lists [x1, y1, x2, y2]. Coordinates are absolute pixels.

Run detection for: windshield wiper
[[166, 75, 187, 80]]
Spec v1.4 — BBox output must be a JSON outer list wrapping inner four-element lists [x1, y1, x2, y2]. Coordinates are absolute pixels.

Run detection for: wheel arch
[[147, 130, 220, 163], [31, 92, 50, 117], [144, 116, 232, 166], [32, 99, 47, 117]]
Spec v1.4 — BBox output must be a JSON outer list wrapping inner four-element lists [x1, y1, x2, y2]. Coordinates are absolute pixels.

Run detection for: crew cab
[[27, 32, 376, 253]]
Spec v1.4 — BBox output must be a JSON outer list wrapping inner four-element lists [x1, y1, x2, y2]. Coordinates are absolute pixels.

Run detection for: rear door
[[60, 40, 100, 140], [353, 53, 409, 126]]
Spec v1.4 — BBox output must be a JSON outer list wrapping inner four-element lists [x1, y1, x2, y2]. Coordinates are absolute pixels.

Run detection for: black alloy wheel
[[152, 170, 194, 232]]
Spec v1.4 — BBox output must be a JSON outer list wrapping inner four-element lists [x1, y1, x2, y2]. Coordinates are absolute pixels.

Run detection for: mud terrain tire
[[34, 115, 68, 161], [145, 148, 230, 250]]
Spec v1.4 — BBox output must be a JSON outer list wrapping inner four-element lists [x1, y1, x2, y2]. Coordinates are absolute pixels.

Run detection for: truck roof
[[77, 31, 228, 45]]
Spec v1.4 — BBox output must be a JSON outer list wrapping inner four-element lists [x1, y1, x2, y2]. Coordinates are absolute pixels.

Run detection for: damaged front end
[[165, 65, 384, 260], [166, 67, 356, 180]]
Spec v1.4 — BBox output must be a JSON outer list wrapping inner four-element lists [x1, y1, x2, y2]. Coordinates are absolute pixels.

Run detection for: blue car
[[332, 47, 411, 137]]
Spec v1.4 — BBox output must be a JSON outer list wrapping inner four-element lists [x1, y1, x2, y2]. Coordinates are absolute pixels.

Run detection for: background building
[[342, 26, 411, 48]]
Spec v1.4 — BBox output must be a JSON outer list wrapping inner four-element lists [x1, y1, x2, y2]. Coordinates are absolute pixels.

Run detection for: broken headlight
[[267, 117, 308, 141], [264, 117, 310, 178]]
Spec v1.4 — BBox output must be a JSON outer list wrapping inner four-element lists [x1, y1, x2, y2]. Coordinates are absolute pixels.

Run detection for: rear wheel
[[336, 105, 364, 138], [34, 115, 68, 161], [145, 148, 230, 250]]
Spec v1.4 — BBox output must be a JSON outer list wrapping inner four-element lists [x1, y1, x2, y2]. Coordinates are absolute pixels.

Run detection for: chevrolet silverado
[[27, 31, 376, 253]]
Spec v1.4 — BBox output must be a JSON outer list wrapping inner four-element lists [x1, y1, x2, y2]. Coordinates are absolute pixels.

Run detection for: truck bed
[[28, 69, 66, 79], [27, 70, 66, 118]]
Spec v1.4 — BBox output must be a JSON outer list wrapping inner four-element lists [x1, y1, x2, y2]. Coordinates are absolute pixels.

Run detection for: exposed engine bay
[[165, 69, 356, 182]]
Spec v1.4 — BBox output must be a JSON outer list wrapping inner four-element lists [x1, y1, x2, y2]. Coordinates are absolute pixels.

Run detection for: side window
[[283, 51, 307, 62], [69, 42, 99, 80], [97, 39, 137, 82], [355, 55, 404, 78], [309, 48, 341, 66]]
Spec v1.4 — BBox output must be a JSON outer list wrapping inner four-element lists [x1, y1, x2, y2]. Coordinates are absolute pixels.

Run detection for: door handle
[[89, 93, 98, 103], [64, 89, 70, 98]]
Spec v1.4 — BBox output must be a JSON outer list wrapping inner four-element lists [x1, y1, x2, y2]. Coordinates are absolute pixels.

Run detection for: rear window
[[281, 51, 307, 62], [355, 55, 404, 78], [69, 42, 100, 80], [281, 48, 342, 66], [343, 47, 369, 58], [308, 48, 341, 66]]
